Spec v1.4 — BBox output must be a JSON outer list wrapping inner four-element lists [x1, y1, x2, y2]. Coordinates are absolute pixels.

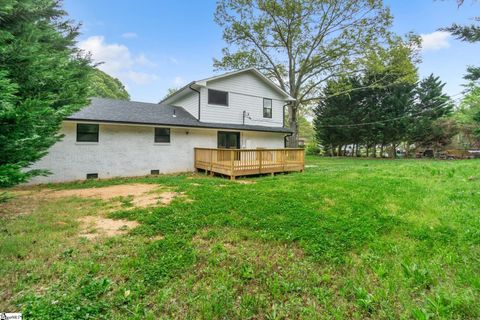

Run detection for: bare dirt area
[[50, 183, 157, 200], [78, 215, 139, 239], [1, 183, 186, 218], [50, 184, 183, 208]]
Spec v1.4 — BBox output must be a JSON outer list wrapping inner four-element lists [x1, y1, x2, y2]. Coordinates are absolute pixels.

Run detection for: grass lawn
[[1, 157, 480, 319]]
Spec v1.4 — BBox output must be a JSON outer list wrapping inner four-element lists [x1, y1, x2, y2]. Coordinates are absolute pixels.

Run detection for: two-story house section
[[161, 68, 294, 150], [28, 68, 296, 183]]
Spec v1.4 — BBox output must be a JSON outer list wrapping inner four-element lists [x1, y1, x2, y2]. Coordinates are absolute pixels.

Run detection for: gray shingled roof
[[66, 97, 292, 134]]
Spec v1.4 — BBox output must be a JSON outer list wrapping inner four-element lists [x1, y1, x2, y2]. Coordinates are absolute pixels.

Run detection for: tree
[[0, 0, 91, 187], [442, 0, 480, 81], [214, 0, 393, 146], [453, 84, 480, 147], [314, 39, 418, 157], [407, 74, 453, 153], [162, 87, 182, 101], [298, 115, 315, 142], [426, 118, 459, 152], [88, 68, 130, 100]]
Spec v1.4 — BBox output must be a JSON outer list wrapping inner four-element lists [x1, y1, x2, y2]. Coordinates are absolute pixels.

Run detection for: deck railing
[[194, 148, 305, 180]]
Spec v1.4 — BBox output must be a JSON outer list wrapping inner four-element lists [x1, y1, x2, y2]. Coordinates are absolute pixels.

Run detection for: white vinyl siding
[[171, 92, 198, 119], [200, 72, 285, 127]]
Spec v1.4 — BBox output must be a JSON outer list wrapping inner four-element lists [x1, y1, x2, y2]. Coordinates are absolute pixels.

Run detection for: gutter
[[188, 84, 201, 121], [64, 118, 293, 134]]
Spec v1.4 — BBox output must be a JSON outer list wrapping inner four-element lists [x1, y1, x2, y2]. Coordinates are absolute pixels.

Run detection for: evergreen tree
[[407, 74, 453, 152], [0, 0, 91, 187], [442, 1, 480, 81]]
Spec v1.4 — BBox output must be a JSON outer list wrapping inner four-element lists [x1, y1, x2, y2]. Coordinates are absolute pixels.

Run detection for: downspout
[[282, 102, 291, 128], [284, 132, 293, 148], [282, 102, 291, 147], [189, 84, 201, 121]]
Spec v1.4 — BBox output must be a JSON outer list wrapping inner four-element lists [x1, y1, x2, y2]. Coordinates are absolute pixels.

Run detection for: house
[[28, 68, 301, 183]]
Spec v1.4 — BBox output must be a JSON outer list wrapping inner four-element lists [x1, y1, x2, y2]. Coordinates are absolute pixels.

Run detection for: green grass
[[1, 157, 480, 319]]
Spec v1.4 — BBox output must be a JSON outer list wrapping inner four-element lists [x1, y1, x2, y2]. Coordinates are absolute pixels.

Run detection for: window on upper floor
[[263, 98, 272, 118], [77, 123, 99, 142], [208, 89, 229, 106], [155, 128, 170, 143]]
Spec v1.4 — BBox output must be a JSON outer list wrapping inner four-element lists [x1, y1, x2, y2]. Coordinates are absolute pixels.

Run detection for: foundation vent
[[86, 173, 98, 179]]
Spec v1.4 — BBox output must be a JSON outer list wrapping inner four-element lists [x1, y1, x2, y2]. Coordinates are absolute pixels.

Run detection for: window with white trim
[[263, 98, 272, 118], [76, 123, 99, 142], [208, 89, 229, 106], [154, 128, 170, 143]]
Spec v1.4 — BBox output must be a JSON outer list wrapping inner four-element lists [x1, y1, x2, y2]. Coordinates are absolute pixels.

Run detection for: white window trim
[[75, 142, 99, 145], [207, 89, 229, 107], [153, 127, 171, 145]]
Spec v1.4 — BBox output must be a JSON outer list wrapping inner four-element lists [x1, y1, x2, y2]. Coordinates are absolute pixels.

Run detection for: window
[[263, 98, 272, 118], [208, 89, 229, 106], [77, 123, 99, 142], [154, 128, 170, 143]]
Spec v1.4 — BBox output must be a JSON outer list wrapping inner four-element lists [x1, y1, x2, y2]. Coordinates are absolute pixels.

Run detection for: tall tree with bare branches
[[214, 0, 393, 146]]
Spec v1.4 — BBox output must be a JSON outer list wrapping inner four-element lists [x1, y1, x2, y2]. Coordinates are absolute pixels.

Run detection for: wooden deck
[[194, 148, 305, 180]]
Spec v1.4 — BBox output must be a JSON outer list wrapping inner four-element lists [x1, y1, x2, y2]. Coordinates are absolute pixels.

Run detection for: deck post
[[194, 148, 197, 171], [259, 150, 263, 174], [209, 149, 213, 173], [230, 149, 235, 180]]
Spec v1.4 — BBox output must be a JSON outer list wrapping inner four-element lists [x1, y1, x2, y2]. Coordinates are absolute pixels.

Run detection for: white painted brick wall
[[28, 121, 285, 184]]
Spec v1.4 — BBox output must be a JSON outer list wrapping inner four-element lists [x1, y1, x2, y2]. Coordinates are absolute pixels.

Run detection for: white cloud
[[169, 57, 179, 64], [173, 76, 185, 86], [136, 53, 157, 67], [78, 36, 157, 85], [420, 31, 451, 52], [126, 71, 158, 85], [121, 32, 138, 39]]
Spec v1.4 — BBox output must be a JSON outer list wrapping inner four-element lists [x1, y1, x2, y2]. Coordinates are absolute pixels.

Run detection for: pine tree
[[407, 74, 453, 152], [0, 0, 91, 187], [443, 1, 480, 81]]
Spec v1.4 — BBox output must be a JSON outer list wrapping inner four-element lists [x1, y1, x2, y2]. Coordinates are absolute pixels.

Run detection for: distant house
[[29, 68, 297, 183]]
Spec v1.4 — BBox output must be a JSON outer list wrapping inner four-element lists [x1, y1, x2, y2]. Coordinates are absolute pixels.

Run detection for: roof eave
[[64, 118, 292, 134]]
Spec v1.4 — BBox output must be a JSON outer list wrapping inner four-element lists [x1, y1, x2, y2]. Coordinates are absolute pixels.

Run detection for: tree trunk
[[366, 145, 370, 158], [373, 145, 377, 158], [380, 145, 384, 158], [338, 145, 342, 157], [286, 103, 298, 147]]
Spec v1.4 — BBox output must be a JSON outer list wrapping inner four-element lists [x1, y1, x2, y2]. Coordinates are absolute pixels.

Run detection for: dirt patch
[[78, 216, 139, 239], [51, 184, 157, 200], [51, 184, 184, 208]]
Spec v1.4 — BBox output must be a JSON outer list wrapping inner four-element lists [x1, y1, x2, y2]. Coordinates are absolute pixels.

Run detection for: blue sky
[[65, 0, 480, 103]]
